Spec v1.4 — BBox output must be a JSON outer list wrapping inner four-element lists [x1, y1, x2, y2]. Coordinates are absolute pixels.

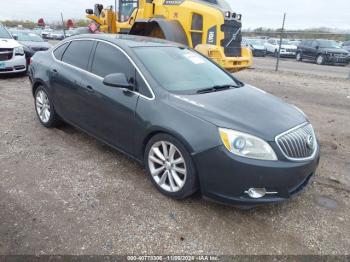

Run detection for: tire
[[145, 133, 198, 199], [34, 85, 61, 128], [296, 52, 303, 61], [316, 55, 325, 65]]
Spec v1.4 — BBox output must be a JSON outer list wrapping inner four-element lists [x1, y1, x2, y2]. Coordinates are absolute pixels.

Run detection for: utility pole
[[275, 13, 286, 72], [61, 12, 66, 38]]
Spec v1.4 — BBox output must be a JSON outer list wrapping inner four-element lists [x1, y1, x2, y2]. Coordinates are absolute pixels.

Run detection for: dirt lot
[[0, 68, 349, 255]]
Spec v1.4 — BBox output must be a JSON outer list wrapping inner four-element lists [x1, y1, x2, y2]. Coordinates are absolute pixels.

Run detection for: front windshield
[[118, 0, 138, 22], [246, 39, 264, 46], [0, 25, 12, 39], [133, 47, 239, 94], [318, 40, 341, 49], [17, 32, 44, 42]]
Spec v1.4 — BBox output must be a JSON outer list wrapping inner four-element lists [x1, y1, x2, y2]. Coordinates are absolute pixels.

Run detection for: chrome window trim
[[51, 38, 155, 101], [275, 122, 318, 162]]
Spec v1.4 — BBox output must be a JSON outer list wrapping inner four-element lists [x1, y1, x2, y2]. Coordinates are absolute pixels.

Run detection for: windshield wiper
[[196, 84, 238, 94]]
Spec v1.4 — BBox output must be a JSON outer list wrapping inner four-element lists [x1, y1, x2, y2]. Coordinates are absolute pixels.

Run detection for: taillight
[[29, 58, 32, 65]]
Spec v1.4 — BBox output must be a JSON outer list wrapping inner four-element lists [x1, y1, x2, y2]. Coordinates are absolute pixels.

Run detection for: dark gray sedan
[[28, 34, 320, 206], [14, 31, 52, 64]]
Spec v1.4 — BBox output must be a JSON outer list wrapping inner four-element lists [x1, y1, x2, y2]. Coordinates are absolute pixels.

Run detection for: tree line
[[1, 19, 90, 29]]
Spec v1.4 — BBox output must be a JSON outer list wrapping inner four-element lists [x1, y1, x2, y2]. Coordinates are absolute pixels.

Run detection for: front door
[[78, 41, 140, 155]]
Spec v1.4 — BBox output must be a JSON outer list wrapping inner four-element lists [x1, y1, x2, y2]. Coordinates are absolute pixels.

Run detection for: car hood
[[281, 44, 297, 49], [0, 38, 22, 48], [251, 44, 266, 50], [168, 85, 307, 141], [19, 41, 51, 50], [320, 47, 349, 54]]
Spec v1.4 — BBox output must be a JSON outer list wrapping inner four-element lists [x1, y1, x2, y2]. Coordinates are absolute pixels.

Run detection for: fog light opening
[[245, 188, 267, 199]]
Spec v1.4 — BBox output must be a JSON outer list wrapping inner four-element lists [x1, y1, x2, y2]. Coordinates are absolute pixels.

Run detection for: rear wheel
[[34, 85, 61, 128], [296, 52, 303, 61], [145, 134, 198, 199], [316, 55, 325, 65]]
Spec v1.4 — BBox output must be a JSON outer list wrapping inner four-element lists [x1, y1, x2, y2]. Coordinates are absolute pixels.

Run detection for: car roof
[[67, 33, 182, 48]]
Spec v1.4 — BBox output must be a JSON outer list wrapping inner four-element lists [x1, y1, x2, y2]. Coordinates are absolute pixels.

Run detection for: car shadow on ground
[[54, 123, 292, 215], [0, 73, 27, 80]]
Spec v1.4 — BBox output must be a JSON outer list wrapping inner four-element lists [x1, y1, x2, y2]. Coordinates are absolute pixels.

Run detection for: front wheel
[[316, 55, 325, 65], [145, 134, 198, 199]]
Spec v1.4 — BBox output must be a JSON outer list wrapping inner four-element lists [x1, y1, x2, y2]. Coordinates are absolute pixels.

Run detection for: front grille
[[334, 53, 348, 58], [220, 20, 242, 57], [0, 48, 13, 61], [276, 123, 317, 160], [286, 49, 296, 52]]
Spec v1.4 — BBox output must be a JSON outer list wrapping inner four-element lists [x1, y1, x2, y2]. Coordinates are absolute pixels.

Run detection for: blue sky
[[0, 0, 349, 30]]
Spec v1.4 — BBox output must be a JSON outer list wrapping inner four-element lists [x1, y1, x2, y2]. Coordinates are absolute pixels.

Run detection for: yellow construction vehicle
[[85, 0, 252, 72]]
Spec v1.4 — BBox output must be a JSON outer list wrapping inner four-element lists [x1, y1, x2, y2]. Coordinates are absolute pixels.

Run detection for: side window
[[91, 42, 134, 78], [53, 42, 69, 60], [191, 13, 203, 47], [62, 40, 94, 70], [268, 40, 274, 44], [311, 41, 318, 48], [136, 71, 152, 98]]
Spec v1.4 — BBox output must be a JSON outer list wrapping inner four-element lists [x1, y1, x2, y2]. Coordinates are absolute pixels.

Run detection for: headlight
[[14, 46, 25, 56], [219, 128, 277, 161]]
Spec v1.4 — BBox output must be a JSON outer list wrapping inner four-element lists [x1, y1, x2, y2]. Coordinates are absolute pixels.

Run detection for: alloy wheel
[[148, 141, 187, 193], [36, 90, 51, 123], [296, 53, 302, 61], [316, 55, 324, 65]]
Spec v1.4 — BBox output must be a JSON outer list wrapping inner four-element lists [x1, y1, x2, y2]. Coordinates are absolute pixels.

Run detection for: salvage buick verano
[[29, 34, 320, 206]]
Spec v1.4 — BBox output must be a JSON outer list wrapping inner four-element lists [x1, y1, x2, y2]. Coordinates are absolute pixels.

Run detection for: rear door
[[78, 41, 140, 154], [50, 40, 95, 124], [302, 40, 312, 58]]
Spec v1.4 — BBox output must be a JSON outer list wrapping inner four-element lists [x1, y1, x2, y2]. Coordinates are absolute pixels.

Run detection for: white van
[[0, 23, 27, 74]]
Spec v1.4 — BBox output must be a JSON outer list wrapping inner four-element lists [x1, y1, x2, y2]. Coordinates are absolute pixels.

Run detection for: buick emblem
[[306, 135, 314, 150]]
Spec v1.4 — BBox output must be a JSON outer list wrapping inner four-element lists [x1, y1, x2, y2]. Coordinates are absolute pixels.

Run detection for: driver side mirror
[[13, 35, 18, 40], [103, 73, 134, 90]]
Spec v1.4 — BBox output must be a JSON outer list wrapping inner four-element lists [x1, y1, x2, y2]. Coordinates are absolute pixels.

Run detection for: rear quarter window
[[53, 42, 69, 60], [61, 40, 94, 70]]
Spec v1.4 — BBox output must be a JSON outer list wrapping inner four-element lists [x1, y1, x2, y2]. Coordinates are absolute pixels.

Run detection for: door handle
[[51, 69, 58, 73], [86, 85, 95, 92]]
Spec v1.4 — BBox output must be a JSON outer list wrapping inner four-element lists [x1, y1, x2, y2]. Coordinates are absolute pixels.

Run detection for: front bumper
[[0, 55, 27, 74], [252, 49, 267, 57], [193, 144, 320, 206], [280, 51, 296, 57], [324, 55, 350, 65]]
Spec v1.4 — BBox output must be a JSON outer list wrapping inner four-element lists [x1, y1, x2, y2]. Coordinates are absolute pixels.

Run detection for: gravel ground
[[0, 69, 349, 255]]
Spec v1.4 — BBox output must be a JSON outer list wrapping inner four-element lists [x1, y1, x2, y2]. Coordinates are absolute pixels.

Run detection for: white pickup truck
[[0, 23, 27, 74]]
